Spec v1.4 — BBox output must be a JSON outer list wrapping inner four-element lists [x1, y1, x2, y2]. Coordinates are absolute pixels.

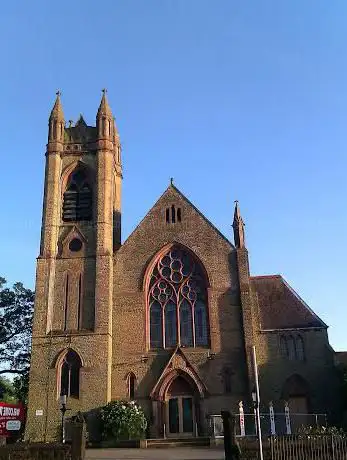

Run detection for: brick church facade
[[26, 92, 339, 441]]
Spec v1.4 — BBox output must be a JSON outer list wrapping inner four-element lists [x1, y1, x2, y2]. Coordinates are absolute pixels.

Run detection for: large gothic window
[[148, 246, 209, 349], [63, 169, 92, 221]]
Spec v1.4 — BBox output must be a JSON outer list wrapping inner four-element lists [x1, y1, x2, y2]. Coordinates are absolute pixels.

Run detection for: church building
[[25, 92, 339, 441]]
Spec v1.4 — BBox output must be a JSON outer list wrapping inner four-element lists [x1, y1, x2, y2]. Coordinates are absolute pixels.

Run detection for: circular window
[[69, 238, 82, 252]]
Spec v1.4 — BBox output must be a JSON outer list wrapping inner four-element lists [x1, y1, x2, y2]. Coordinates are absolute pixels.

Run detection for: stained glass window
[[165, 302, 177, 347], [180, 301, 193, 347], [148, 246, 209, 348], [150, 302, 163, 348], [194, 301, 208, 346]]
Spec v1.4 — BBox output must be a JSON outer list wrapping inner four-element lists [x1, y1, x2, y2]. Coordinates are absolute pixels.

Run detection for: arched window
[[296, 335, 305, 361], [165, 206, 182, 224], [59, 349, 82, 398], [63, 169, 92, 221], [287, 336, 296, 361], [223, 367, 232, 394], [148, 246, 209, 349], [280, 335, 288, 358], [127, 373, 136, 400]]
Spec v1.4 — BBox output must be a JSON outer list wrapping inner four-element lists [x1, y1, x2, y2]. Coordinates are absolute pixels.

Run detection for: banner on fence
[[0, 402, 25, 437], [239, 401, 245, 436], [269, 401, 276, 435]]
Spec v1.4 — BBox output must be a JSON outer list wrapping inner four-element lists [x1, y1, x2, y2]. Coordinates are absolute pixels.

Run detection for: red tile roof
[[251, 275, 327, 330]]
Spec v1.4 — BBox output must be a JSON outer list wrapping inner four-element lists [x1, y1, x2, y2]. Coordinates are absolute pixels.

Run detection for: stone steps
[[145, 437, 211, 448]]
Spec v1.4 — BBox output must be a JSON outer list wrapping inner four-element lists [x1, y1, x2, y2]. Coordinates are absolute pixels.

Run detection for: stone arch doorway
[[150, 347, 208, 438], [282, 374, 310, 432], [165, 375, 197, 437], [282, 374, 310, 413]]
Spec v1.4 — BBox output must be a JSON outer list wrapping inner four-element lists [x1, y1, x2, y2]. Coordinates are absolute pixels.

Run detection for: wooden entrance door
[[165, 376, 196, 437], [167, 396, 194, 436]]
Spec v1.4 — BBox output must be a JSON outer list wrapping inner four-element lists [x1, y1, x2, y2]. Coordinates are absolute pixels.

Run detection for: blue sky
[[0, 1, 346, 350]]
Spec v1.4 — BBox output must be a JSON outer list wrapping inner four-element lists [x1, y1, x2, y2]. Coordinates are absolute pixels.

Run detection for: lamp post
[[251, 389, 258, 435], [252, 346, 264, 460], [60, 394, 67, 444]]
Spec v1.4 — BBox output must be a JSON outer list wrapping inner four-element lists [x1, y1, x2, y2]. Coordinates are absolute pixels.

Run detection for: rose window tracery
[[148, 247, 209, 349]]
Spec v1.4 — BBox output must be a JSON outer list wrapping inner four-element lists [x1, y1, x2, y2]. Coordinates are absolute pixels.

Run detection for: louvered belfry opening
[[63, 169, 92, 222]]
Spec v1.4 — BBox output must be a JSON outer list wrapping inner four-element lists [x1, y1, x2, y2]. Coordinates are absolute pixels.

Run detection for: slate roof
[[335, 352, 347, 366], [251, 275, 327, 330]]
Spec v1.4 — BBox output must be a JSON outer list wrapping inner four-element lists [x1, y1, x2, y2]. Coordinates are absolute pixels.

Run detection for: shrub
[[100, 400, 147, 441], [298, 425, 347, 438]]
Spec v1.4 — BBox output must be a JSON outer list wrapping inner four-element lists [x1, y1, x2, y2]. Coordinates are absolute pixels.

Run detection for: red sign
[[0, 403, 25, 437]]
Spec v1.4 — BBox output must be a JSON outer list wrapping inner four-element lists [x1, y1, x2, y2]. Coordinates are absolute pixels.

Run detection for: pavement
[[85, 447, 225, 460]]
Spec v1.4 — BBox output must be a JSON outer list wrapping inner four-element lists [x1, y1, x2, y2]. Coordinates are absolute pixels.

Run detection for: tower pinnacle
[[97, 88, 113, 118], [233, 200, 246, 248], [96, 89, 115, 140], [49, 91, 64, 121], [48, 91, 65, 143]]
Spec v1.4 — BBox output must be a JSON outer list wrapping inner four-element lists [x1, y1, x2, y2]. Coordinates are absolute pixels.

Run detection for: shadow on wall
[[257, 334, 343, 427]]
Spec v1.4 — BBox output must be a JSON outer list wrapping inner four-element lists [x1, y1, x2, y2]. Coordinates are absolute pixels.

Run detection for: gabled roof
[[121, 183, 234, 249], [251, 275, 327, 330], [150, 346, 208, 400]]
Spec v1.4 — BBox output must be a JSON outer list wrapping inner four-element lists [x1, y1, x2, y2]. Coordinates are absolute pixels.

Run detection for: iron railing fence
[[270, 434, 347, 460]]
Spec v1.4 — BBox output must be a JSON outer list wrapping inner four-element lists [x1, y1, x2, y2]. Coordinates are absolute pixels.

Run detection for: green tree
[[12, 373, 30, 405], [0, 376, 15, 402], [0, 277, 34, 383]]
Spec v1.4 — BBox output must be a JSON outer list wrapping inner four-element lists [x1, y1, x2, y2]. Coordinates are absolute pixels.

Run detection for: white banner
[[239, 401, 245, 437], [269, 401, 276, 435]]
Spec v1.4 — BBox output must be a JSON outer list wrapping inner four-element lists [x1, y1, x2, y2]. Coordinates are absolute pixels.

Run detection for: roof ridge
[[251, 274, 282, 280], [169, 184, 234, 247]]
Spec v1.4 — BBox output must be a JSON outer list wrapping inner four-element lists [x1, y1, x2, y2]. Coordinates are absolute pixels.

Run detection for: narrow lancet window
[[60, 350, 82, 398]]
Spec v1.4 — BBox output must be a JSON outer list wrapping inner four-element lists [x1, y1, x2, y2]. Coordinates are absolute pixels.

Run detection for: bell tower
[[26, 91, 122, 441]]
